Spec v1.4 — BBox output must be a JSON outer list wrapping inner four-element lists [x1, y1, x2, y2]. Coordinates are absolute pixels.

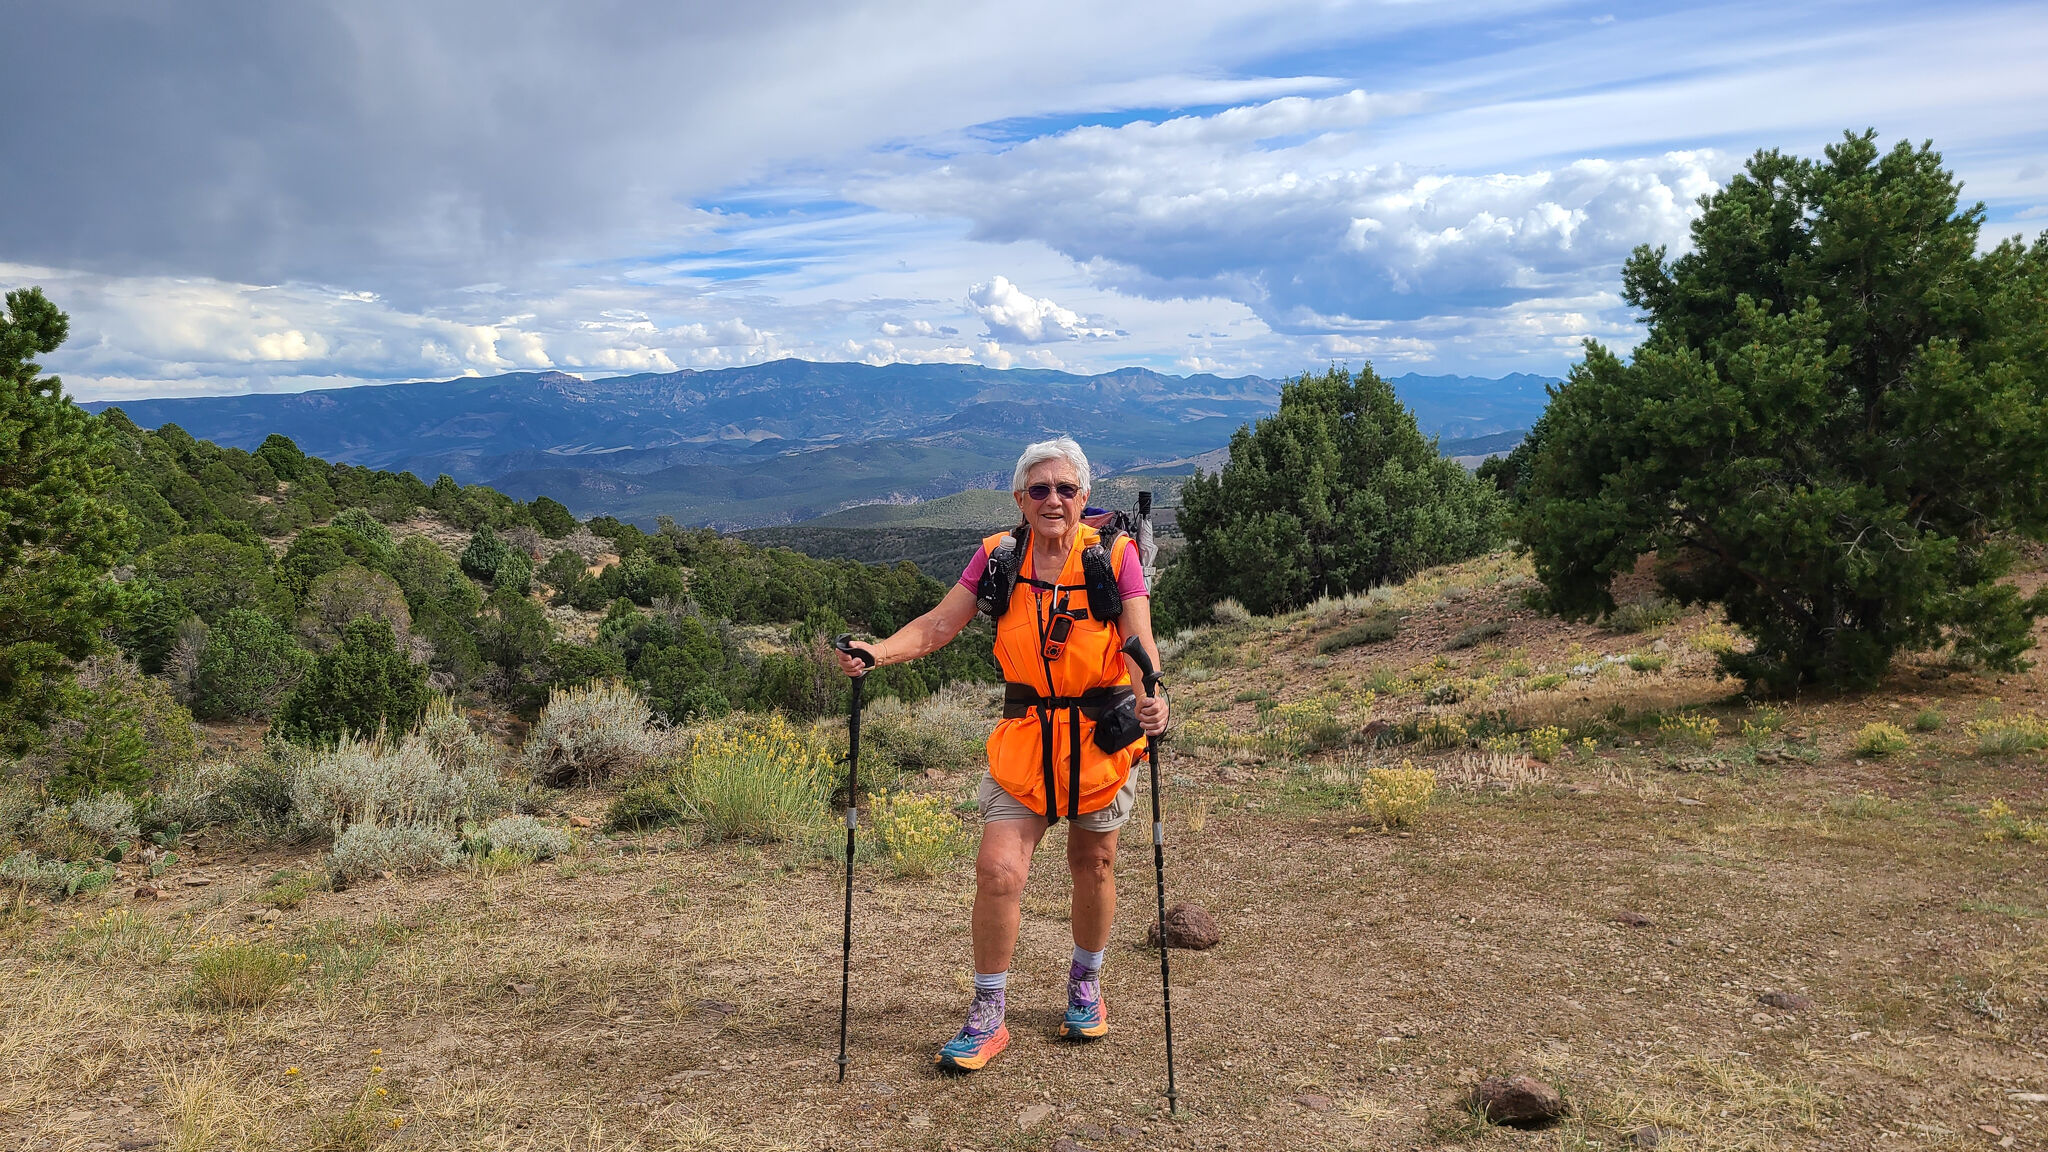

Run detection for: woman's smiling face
[[1015, 458, 1085, 542]]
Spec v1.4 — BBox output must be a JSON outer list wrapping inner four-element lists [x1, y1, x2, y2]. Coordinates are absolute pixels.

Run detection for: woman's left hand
[[1138, 693, 1168, 736]]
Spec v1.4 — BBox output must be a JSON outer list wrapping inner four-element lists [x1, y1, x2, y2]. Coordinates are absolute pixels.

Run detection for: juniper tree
[[0, 288, 132, 749], [1160, 364, 1504, 619], [1521, 132, 2048, 693]]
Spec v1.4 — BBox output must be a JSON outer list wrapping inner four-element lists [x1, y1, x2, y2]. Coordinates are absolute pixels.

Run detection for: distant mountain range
[[88, 360, 1553, 529]]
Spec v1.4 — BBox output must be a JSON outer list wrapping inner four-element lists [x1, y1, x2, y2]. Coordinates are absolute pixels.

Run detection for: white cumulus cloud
[[966, 276, 1118, 344], [867, 91, 1727, 331]]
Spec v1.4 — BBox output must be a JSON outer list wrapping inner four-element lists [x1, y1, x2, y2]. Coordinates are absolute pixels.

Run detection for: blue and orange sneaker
[[936, 992, 1010, 1072], [1058, 963, 1108, 1041]]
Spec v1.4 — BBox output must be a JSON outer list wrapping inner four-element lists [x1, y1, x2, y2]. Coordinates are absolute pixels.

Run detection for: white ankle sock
[[973, 970, 1008, 995], [1071, 945, 1105, 976]]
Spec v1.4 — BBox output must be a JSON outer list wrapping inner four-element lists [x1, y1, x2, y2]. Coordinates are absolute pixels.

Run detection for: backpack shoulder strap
[[976, 524, 1029, 619], [1080, 523, 1125, 623]]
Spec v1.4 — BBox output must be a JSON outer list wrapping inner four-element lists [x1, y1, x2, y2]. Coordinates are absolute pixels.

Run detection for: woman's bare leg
[[971, 817, 1047, 973], [1067, 826, 1119, 952]]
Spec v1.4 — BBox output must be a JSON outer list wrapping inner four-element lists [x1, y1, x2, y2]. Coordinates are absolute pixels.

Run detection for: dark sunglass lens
[[1025, 483, 1079, 500]]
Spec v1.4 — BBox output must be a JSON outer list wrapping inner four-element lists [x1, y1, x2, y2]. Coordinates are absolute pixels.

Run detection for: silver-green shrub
[[292, 730, 499, 834], [329, 822, 458, 880], [66, 793, 140, 846], [522, 681, 659, 787], [480, 814, 572, 860]]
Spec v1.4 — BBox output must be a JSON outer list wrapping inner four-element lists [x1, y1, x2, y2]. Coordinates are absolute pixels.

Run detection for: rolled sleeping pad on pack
[[1137, 491, 1157, 584]]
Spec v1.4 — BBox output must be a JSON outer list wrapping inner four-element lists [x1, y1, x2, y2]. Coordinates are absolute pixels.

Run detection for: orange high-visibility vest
[[982, 523, 1147, 820]]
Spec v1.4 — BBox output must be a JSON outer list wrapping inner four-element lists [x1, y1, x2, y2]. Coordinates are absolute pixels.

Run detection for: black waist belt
[[1002, 683, 1136, 824]]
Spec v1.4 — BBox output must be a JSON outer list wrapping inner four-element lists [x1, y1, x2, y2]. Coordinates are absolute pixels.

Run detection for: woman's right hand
[[836, 641, 879, 677]]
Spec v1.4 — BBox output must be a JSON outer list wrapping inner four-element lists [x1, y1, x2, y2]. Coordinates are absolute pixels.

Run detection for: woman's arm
[[835, 583, 979, 676], [1118, 595, 1171, 735]]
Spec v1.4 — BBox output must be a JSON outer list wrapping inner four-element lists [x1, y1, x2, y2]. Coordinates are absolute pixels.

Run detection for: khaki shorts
[[977, 770, 1138, 832]]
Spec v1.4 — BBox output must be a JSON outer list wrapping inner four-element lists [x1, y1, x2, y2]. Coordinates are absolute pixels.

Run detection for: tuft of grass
[[1967, 713, 2048, 758], [1739, 704, 1784, 745], [1625, 652, 1668, 674], [160, 1061, 273, 1152], [187, 939, 308, 1010], [869, 790, 969, 878], [1658, 711, 1718, 750], [1851, 721, 1911, 758], [1412, 713, 1470, 751], [646, 714, 830, 843], [1210, 598, 1253, 624], [1910, 707, 1944, 732], [1360, 761, 1435, 830], [1317, 615, 1399, 654], [1607, 599, 1680, 633], [1526, 672, 1567, 692], [1979, 799, 2046, 844], [1447, 619, 1507, 650], [259, 868, 322, 910]]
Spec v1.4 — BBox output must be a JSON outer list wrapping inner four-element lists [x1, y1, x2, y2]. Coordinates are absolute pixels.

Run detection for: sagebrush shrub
[[329, 822, 458, 880], [1361, 762, 1436, 830], [292, 727, 499, 834], [66, 793, 139, 846], [858, 690, 984, 787], [480, 815, 572, 860], [523, 681, 659, 787]]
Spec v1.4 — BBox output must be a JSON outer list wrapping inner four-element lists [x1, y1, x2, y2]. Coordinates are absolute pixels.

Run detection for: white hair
[[1011, 436, 1091, 495]]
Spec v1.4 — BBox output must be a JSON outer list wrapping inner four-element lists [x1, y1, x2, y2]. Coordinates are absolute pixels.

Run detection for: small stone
[[905, 1114, 930, 1130], [1756, 991, 1814, 1012], [133, 885, 160, 900], [1630, 1126, 1681, 1148], [1749, 1012, 1774, 1024], [1145, 902, 1222, 951], [505, 981, 537, 997], [1067, 1121, 1110, 1140], [696, 998, 738, 1020], [1019, 1103, 1054, 1130], [569, 815, 595, 829], [1613, 910, 1655, 928], [1674, 798, 1704, 807], [1467, 1074, 1567, 1126], [182, 877, 212, 887], [1295, 1094, 1333, 1112], [2007, 1092, 2048, 1103]]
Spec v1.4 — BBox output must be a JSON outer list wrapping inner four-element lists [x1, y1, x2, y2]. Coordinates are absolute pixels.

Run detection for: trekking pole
[[831, 634, 875, 1083], [1121, 636, 1180, 1115]]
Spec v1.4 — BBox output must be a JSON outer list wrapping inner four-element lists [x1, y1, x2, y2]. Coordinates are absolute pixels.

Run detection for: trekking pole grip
[[1121, 636, 1162, 697], [833, 633, 876, 669]]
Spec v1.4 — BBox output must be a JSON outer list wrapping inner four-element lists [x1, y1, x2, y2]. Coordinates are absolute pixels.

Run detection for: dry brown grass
[[5, 551, 2047, 1150]]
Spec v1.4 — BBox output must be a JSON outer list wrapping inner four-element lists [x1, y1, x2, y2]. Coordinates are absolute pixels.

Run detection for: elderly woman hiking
[[836, 436, 1168, 1073]]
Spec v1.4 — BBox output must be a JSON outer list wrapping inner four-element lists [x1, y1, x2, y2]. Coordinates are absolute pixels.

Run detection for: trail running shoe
[[1059, 971, 1109, 1041], [936, 993, 1010, 1072]]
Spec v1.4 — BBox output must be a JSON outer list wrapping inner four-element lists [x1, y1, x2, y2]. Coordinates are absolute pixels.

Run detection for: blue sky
[[5, 0, 2044, 400]]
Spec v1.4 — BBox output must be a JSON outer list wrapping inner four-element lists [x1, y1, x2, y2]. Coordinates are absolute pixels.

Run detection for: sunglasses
[[1024, 482, 1081, 502]]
